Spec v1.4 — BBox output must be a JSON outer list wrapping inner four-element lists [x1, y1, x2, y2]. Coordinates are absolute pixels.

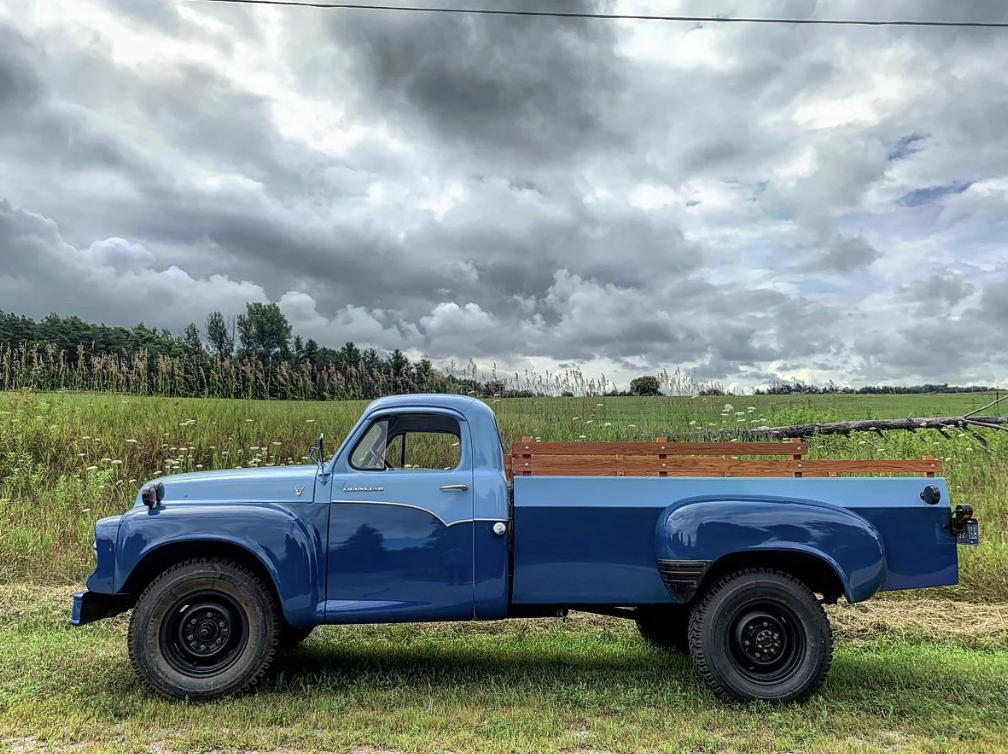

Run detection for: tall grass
[[1, 390, 1005, 599]]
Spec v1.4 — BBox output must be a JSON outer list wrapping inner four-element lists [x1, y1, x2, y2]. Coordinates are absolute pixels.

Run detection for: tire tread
[[687, 567, 833, 703], [127, 557, 280, 700]]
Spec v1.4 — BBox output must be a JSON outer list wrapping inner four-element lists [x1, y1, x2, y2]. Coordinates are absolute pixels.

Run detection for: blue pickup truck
[[72, 394, 978, 703]]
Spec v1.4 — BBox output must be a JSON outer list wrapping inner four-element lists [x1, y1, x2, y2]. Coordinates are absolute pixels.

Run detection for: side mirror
[[142, 482, 165, 509], [309, 433, 325, 467]]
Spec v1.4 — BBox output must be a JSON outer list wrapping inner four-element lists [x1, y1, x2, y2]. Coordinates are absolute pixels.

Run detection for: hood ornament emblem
[[295, 487, 304, 497]]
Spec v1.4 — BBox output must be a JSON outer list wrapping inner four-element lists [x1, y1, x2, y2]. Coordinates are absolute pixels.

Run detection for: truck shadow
[[259, 639, 995, 707]]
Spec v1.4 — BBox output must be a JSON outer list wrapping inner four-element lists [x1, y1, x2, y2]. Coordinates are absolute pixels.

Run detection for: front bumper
[[70, 591, 134, 626]]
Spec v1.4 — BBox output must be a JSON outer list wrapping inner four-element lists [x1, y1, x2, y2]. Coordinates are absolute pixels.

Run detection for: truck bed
[[507, 439, 956, 606]]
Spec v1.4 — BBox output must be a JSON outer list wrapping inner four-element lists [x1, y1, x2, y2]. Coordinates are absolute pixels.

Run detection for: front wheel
[[688, 568, 832, 703], [127, 558, 280, 700]]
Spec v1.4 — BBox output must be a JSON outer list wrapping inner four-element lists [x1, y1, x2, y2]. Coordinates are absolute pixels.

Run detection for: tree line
[[0, 305, 486, 400], [751, 379, 1000, 396], [0, 307, 999, 400]]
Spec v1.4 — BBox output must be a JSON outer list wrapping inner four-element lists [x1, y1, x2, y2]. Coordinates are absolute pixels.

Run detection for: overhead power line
[[180, 0, 1008, 28]]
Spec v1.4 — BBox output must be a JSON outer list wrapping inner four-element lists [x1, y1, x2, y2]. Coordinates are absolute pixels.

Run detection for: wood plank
[[509, 440, 807, 456], [512, 456, 800, 476], [795, 459, 942, 475]]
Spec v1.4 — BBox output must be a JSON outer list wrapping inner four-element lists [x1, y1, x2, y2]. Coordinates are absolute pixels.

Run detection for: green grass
[[3, 586, 1008, 754], [2, 390, 1006, 597]]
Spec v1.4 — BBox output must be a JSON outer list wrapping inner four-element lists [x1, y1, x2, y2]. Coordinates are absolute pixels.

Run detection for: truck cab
[[317, 394, 511, 622]]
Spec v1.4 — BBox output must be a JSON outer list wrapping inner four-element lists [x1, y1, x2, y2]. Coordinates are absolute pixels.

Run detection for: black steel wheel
[[635, 606, 689, 652], [159, 592, 249, 677], [688, 567, 832, 703], [128, 558, 279, 700]]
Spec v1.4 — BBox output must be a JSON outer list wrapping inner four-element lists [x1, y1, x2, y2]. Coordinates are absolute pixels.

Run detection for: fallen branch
[[699, 415, 1008, 440]]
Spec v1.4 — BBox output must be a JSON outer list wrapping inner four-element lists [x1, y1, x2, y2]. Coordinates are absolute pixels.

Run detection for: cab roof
[[363, 393, 480, 416]]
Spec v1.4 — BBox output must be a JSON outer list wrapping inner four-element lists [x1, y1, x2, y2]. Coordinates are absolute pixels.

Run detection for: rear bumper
[[70, 590, 134, 626]]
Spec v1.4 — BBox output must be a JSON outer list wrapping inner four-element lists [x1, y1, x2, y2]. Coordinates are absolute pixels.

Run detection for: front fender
[[114, 503, 328, 627], [654, 496, 887, 604]]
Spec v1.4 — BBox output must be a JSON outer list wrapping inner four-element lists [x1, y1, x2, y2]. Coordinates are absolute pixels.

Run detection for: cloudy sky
[[1, 0, 1007, 391]]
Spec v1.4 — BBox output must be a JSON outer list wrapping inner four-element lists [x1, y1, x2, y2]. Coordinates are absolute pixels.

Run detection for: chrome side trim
[[331, 499, 504, 528]]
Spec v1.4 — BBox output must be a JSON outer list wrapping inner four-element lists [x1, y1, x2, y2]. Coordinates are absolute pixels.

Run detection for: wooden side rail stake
[[509, 437, 942, 478]]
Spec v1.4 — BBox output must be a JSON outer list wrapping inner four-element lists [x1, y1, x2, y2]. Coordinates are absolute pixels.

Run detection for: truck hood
[[134, 465, 320, 507]]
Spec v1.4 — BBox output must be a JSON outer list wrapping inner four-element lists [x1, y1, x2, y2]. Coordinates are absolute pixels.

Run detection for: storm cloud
[[1, 0, 1008, 390]]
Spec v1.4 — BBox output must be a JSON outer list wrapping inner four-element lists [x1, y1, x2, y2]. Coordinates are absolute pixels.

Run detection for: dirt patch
[[826, 598, 1008, 647]]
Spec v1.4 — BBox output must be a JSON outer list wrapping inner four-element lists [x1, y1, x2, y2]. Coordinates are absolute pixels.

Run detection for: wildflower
[[723, 403, 734, 413], [306, 419, 316, 424], [110, 460, 122, 466], [578, 434, 586, 439], [126, 439, 137, 444], [83, 436, 91, 441], [86, 465, 97, 472], [272, 442, 281, 446]]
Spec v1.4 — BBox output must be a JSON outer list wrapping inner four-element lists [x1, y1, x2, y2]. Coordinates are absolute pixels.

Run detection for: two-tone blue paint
[[73, 394, 963, 631]]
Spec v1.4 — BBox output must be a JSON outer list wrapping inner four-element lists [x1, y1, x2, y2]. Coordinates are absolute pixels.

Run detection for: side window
[[349, 413, 462, 472]]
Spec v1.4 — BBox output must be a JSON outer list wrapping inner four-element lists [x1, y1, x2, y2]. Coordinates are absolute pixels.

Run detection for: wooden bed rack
[[508, 437, 941, 479]]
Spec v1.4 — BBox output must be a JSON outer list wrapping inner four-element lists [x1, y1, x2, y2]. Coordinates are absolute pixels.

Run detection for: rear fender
[[114, 503, 326, 627], [654, 495, 886, 604]]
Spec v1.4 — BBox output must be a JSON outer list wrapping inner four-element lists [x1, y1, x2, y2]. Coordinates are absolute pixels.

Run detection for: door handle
[[440, 484, 469, 491]]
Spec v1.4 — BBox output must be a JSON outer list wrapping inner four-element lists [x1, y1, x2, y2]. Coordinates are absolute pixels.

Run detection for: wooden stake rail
[[509, 437, 941, 479]]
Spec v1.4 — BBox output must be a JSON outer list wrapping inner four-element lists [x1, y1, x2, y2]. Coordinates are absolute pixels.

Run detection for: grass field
[[3, 584, 1008, 754], [2, 389, 1008, 753]]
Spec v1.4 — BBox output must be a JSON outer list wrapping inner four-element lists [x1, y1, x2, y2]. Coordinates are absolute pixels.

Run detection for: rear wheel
[[127, 558, 279, 700], [688, 568, 832, 703], [635, 607, 689, 652]]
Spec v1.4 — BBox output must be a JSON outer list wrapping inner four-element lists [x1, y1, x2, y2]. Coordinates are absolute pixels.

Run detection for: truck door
[[324, 409, 475, 623]]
